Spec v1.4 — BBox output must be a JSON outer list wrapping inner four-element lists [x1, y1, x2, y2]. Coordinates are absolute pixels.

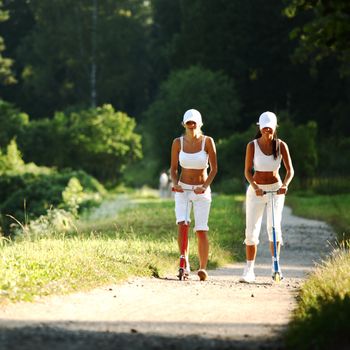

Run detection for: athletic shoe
[[197, 269, 208, 281], [239, 265, 255, 283]]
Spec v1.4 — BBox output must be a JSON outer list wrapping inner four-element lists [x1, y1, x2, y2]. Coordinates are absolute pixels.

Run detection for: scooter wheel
[[178, 268, 185, 281], [273, 272, 281, 283]]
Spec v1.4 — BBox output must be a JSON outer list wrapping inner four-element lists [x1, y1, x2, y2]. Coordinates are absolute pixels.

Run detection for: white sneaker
[[239, 265, 255, 283]]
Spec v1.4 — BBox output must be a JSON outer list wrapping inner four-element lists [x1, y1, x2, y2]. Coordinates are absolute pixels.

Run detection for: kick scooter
[[264, 190, 281, 283]]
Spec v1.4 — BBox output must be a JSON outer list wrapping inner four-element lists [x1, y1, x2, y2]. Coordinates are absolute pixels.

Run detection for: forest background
[[0, 0, 349, 235]]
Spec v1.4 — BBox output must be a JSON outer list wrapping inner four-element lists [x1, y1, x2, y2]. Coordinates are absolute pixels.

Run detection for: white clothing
[[179, 136, 209, 170], [244, 182, 285, 245], [253, 139, 281, 172], [175, 181, 211, 231]]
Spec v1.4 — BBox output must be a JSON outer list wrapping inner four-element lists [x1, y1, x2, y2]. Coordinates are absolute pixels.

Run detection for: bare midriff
[[179, 168, 207, 185], [253, 170, 281, 185]]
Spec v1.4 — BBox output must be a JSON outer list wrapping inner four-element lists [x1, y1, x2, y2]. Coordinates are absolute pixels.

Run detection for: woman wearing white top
[[170, 109, 217, 281], [240, 111, 294, 283]]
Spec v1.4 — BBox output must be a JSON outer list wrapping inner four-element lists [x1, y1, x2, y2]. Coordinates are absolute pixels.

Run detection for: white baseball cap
[[183, 109, 203, 127], [257, 111, 277, 131]]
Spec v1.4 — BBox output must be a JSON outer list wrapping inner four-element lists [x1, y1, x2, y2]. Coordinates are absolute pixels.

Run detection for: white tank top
[[253, 139, 281, 172], [179, 136, 209, 170]]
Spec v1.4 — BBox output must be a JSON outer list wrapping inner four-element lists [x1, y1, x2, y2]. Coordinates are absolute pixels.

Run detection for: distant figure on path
[[170, 109, 217, 281], [240, 111, 294, 283], [159, 170, 170, 198]]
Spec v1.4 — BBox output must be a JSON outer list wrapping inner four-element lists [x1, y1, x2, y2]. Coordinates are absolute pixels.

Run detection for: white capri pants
[[245, 182, 285, 245], [175, 181, 212, 231]]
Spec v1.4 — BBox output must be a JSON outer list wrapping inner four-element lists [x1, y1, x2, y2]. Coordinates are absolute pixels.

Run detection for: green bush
[[0, 170, 106, 235], [213, 177, 246, 194], [143, 65, 241, 176], [0, 100, 29, 148], [19, 104, 142, 184]]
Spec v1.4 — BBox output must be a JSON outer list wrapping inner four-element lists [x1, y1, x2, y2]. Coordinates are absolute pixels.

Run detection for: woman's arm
[[202, 136, 218, 190], [244, 141, 262, 195], [170, 138, 183, 191], [278, 141, 294, 194]]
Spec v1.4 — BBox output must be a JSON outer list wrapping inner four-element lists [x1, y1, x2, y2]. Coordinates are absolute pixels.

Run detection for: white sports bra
[[179, 136, 209, 170], [253, 139, 282, 172]]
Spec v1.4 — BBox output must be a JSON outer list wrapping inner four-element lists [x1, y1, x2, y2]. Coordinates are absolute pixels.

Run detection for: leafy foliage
[[0, 1, 15, 85], [0, 142, 106, 235], [0, 99, 28, 148], [3, 0, 151, 117], [284, 0, 350, 76], [19, 104, 142, 183], [278, 118, 318, 187], [143, 65, 240, 174]]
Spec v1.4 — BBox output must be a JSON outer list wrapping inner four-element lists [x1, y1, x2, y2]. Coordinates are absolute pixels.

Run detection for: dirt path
[[0, 205, 335, 350]]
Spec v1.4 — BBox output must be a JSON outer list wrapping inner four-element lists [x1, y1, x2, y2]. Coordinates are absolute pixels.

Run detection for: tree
[[0, 0, 15, 86], [143, 65, 241, 173], [3, 0, 151, 118], [278, 118, 318, 188], [0, 99, 29, 148], [20, 104, 142, 184], [284, 0, 350, 77]]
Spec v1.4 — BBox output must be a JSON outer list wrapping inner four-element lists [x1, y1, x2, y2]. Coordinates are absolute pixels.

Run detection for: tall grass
[[0, 195, 245, 303], [285, 241, 350, 350], [285, 192, 350, 349]]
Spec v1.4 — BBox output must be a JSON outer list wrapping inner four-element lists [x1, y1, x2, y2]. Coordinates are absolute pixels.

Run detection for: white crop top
[[179, 136, 209, 170], [253, 139, 282, 172]]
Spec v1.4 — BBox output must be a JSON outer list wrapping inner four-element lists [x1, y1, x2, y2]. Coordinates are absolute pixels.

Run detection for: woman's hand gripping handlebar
[[172, 185, 206, 194], [263, 186, 288, 195]]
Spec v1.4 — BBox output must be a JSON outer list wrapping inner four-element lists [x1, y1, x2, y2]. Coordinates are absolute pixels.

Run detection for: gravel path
[[0, 205, 335, 350]]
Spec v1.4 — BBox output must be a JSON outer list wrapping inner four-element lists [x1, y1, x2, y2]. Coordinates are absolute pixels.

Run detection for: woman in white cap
[[240, 111, 294, 283], [170, 109, 217, 281]]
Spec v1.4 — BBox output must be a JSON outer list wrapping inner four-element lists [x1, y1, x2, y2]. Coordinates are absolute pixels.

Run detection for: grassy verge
[[285, 241, 350, 350], [0, 194, 245, 304], [285, 193, 350, 349], [287, 193, 350, 240]]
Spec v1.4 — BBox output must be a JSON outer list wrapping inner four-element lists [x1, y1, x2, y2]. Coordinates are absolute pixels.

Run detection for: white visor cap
[[258, 111, 277, 131], [183, 109, 203, 127]]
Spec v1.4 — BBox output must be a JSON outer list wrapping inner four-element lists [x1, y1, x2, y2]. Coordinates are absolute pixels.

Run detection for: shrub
[[0, 170, 106, 235], [0, 100, 29, 148], [20, 104, 142, 184]]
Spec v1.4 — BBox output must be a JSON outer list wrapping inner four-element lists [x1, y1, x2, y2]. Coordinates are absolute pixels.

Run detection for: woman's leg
[[240, 186, 266, 282], [266, 191, 285, 276], [192, 190, 211, 280], [269, 241, 280, 257], [175, 191, 191, 272], [177, 222, 190, 269], [196, 230, 209, 269], [246, 244, 257, 261]]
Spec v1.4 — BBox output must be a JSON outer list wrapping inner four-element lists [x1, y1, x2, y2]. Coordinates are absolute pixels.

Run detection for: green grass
[[287, 193, 350, 240], [285, 241, 350, 350], [285, 193, 350, 349], [0, 194, 245, 303]]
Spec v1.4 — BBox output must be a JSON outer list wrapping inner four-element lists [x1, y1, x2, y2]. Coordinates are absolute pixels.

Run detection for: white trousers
[[244, 182, 285, 245], [174, 181, 212, 231]]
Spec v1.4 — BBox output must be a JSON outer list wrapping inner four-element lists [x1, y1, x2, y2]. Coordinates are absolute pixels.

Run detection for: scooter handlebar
[[172, 187, 193, 192], [263, 190, 279, 194]]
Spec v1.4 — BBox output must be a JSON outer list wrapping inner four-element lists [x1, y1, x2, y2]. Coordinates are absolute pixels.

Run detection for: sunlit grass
[[0, 194, 245, 303], [285, 240, 350, 350], [287, 193, 350, 240]]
